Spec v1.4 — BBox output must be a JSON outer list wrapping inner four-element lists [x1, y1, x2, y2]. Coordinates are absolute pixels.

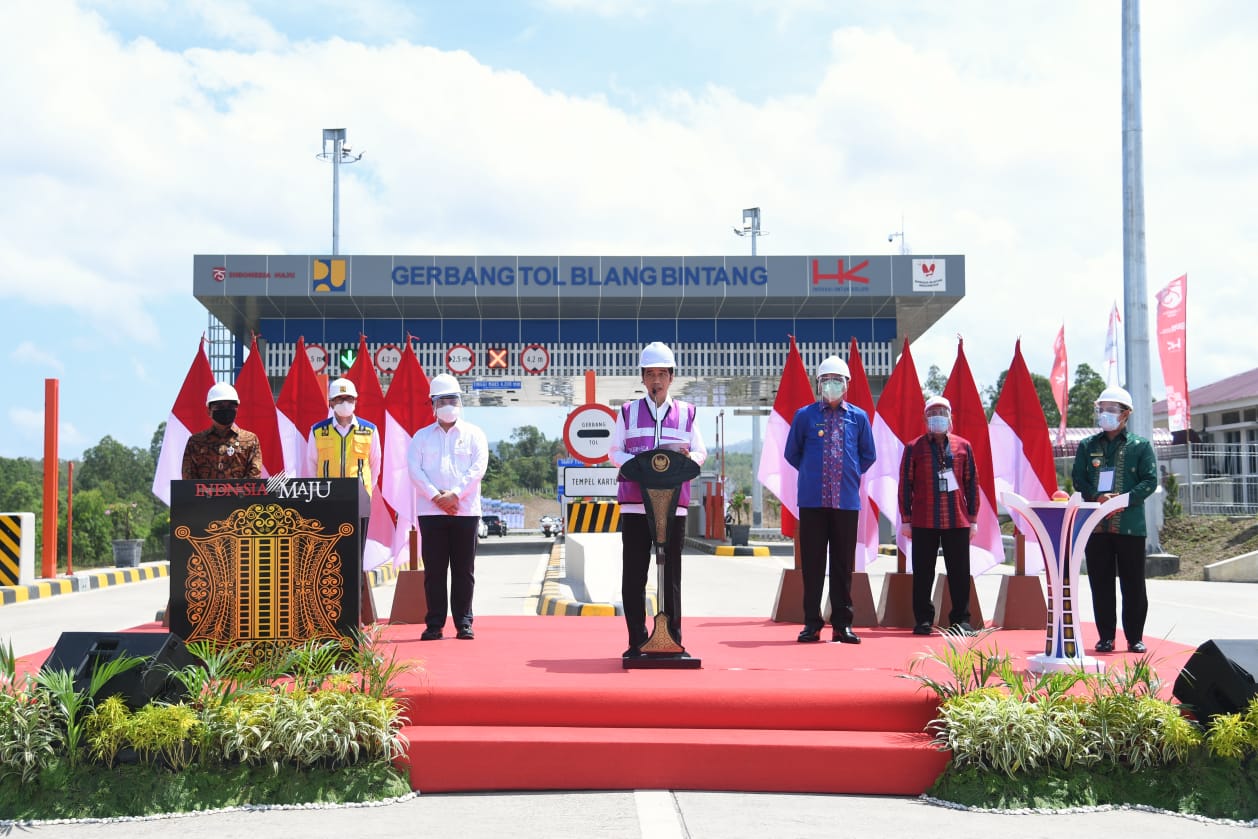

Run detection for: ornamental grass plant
[[901, 629, 1258, 820], [0, 630, 419, 820]]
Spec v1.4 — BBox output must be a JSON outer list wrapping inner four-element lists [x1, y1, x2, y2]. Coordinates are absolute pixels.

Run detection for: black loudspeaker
[[40, 632, 198, 709], [1172, 639, 1258, 722]]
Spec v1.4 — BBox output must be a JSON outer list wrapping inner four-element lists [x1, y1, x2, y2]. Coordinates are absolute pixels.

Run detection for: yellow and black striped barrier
[[566, 501, 620, 533], [535, 541, 655, 617], [0, 512, 34, 588]]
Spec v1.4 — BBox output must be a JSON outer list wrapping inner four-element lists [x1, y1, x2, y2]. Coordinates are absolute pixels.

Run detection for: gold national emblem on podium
[[175, 503, 353, 649]]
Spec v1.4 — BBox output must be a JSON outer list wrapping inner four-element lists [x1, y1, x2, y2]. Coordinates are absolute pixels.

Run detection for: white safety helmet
[[816, 356, 850, 379], [328, 378, 357, 400], [925, 395, 952, 413], [1095, 385, 1133, 410], [429, 373, 462, 399], [205, 382, 239, 405], [639, 342, 676, 369]]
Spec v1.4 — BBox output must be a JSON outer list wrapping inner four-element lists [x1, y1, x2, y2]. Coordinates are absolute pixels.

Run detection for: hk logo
[[811, 259, 870, 285], [212, 267, 226, 283]]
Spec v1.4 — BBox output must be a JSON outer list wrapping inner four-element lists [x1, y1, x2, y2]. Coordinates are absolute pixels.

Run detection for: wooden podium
[[169, 478, 370, 649]]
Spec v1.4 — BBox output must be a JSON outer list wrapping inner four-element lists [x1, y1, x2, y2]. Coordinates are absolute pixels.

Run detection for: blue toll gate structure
[[193, 253, 964, 406]]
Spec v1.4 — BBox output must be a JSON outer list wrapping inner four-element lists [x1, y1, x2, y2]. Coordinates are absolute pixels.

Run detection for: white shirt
[[406, 419, 489, 517]]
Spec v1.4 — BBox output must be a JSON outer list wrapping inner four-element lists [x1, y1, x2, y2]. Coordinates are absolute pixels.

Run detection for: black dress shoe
[[797, 627, 823, 643], [833, 627, 861, 644], [622, 647, 642, 659], [421, 628, 443, 641], [1095, 639, 1114, 653], [456, 626, 475, 640], [1128, 641, 1147, 654], [912, 623, 933, 636], [949, 622, 977, 636]]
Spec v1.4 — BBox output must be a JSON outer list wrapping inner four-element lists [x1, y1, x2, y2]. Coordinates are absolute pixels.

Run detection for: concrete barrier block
[[1204, 550, 1258, 583]]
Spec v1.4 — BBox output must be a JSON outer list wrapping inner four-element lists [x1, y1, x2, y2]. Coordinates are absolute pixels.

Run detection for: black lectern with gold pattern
[[169, 478, 369, 650], [618, 449, 702, 670]]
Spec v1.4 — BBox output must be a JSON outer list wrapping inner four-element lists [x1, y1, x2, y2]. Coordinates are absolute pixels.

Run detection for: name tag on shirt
[[938, 469, 958, 493], [1097, 468, 1116, 493]]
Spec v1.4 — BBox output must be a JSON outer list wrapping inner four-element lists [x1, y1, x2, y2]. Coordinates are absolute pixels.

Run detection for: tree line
[[0, 362, 1111, 566]]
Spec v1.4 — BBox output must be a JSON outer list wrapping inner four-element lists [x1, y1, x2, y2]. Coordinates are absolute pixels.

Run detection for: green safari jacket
[[1070, 428, 1158, 537]]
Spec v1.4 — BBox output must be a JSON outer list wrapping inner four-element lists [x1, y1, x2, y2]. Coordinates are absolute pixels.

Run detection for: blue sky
[[3, 1, 1257, 460]]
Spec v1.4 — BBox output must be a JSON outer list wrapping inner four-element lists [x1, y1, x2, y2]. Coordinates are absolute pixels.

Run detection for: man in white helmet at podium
[[608, 342, 707, 660], [181, 382, 264, 480], [1071, 384, 1158, 655]]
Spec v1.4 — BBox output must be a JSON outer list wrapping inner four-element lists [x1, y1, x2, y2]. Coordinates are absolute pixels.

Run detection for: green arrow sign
[[339, 348, 357, 370]]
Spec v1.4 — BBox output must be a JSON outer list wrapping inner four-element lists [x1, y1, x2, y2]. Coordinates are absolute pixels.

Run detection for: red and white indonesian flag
[[942, 338, 1005, 576], [867, 339, 925, 558], [1104, 301, 1122, 386], [380, 340, 434, 568], [151, 338, 215, 506], [845, 338, 881, 571], [989, 340, 1058, 572], [233, 335, 285, 478], [346, 335, 393, 571], [1050, 324, 1068, 446], [757, 335, 814, 538], [1156, 274, 1190, 433], [276, 337, 329, 477]]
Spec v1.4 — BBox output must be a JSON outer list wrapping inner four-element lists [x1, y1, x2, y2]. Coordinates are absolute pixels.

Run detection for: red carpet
[[380, 616, 1196, 794], [21, 617, 1196, 795]]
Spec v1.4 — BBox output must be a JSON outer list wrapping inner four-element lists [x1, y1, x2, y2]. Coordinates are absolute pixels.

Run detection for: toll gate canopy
[[194, 253, 963, 406]]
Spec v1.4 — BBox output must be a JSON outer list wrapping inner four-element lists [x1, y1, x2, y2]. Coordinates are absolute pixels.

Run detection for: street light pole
[[733, 207, 763, 256], [318, 128, 363, 256]]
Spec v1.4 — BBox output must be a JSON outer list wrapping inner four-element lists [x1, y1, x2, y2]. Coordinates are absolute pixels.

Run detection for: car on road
[[539, 515, 562, 537], [482, 515, 508, 537], [477, 517, 489, 539]]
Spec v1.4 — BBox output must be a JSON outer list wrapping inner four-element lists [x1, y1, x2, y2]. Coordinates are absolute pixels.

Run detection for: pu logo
[[313, 258, 348, 293], [212, 266, 226, 282]]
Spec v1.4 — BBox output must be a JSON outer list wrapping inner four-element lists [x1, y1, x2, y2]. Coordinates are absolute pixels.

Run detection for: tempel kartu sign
[[563, 404, 617, 464]]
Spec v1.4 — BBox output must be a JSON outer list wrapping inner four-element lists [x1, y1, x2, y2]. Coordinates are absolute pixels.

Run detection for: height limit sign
[[562, 404, 617, 465]]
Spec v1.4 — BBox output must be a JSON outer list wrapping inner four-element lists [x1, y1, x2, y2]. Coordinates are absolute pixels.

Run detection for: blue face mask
[[926, 415, 950, 434], [1097, 410, 1122, 431]]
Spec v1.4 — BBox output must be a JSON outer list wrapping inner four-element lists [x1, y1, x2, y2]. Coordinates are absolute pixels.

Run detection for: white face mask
[[820, 380, 847, 402], [926, 415, 950, 434], [436, 404, 461, 424], [1097, 410, 1122, 431], [332, 402, 355, 419]]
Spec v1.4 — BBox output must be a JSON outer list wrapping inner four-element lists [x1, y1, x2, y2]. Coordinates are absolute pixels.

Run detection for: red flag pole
[[42, 379, 59, 579], [65, 462, 74, 575]]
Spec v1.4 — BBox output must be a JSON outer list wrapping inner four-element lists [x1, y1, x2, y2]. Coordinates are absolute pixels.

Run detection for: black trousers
[[798, 507, 859, 630], [621, 513, 685, 647], [911, 527, 971, 627], [1085, 531, 1148, 645], [417, 515, 479, 631]]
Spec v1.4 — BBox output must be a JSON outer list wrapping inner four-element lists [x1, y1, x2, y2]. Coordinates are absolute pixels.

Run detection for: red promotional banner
[[1050, 324, 1068, 446], [1156, 274, 1190, 432]]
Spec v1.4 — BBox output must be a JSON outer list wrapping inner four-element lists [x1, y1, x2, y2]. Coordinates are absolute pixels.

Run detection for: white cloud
[[2, 1, 1256, 461], [11, 342, 65, 373]]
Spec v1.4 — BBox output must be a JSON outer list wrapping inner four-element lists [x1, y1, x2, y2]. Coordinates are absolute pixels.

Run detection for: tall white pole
[[1121, 0, 1162, 550], [332, 133, 341, 256]]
